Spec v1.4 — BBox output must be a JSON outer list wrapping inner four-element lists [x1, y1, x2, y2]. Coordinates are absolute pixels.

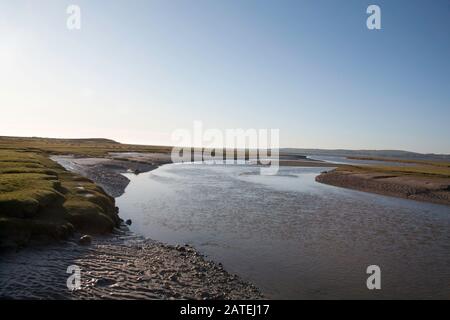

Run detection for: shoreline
[[6, 151, 448, 299], [3, 153, 261, 300], [46, 155, 334, 299], [0, 230, 261, 299], [51, 153, 172, 198], [316, 169, 450, 206]]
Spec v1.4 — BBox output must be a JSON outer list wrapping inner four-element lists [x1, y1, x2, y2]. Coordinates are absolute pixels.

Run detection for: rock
[[95, 278, 116, 287], [79, 235, 92, 245], [125, 219, 132, 226], [168, 273, 178, 281], [200, 291, 212, 299], [134, 169, 141, 175]]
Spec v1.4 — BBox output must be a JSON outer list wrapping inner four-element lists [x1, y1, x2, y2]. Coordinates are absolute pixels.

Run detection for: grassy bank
[[0, 136, 172, 157], [316, 158, 450, 206], [0, 136, 170, 247], [347, 156, 450, 169], [0, 149, 121, 247], [337, 161, 450, 179]]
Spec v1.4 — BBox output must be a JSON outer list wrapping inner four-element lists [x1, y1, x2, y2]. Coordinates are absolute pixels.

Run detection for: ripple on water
[[117, 164, 450, 299]]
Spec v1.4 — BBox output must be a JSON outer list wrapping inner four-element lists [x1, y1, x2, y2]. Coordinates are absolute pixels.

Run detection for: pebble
[[176, 245, 186, 252], [79, 235, 92, 245]]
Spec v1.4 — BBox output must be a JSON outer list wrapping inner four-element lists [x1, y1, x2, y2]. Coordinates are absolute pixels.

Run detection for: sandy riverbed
[[0, 231, 261, 299]]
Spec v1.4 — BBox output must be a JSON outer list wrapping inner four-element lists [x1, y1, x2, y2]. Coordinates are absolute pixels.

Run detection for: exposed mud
[[0, 231, 261, 299], [316, 169, 450, 206], [51, 153, 171, 197]]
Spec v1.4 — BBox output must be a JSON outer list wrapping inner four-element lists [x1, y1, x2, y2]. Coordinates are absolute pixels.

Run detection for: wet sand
[[316, 169, 450, 206], [73, 239, 261, 300], [278, 159, 339, 167], [51, 153, 172, 197], [0, 231, 261, 299]]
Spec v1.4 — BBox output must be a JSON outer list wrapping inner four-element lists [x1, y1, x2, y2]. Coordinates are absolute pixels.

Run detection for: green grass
[[338, 163, 450, 179], [347, 156, 450, 168], [0, 135, 177, 247], [0, 148, 119, 247], [0, 136, 172, 157]]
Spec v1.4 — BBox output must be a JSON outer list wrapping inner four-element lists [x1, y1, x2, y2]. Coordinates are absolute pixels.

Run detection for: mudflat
[[316, 163, 450, 206], [0, 233, 261, 299], [51, 153, 171, 197]]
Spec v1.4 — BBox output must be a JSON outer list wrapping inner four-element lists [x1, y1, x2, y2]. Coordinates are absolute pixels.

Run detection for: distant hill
[[1, 136, 448, 161], [0, 136, 172, 157], [0, 136, 120, 144], [280, 148, 450, 162]]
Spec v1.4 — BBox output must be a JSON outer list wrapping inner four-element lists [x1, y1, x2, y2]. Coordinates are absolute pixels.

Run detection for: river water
[[117, 163, 450, 299]]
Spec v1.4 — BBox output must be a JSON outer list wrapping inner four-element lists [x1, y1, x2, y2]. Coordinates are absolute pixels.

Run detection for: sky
[[0, 0, 449, 153]]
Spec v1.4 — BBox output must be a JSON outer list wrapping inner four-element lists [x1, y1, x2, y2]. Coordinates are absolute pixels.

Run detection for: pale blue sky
[[1, 0, 449, 153]]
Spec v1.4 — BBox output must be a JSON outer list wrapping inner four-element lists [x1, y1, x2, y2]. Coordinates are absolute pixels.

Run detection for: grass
[[0, 146, 120, 247], [337, 162, 450, 179], [0, 136, 172, 157], [347, 156, 450, 168]]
